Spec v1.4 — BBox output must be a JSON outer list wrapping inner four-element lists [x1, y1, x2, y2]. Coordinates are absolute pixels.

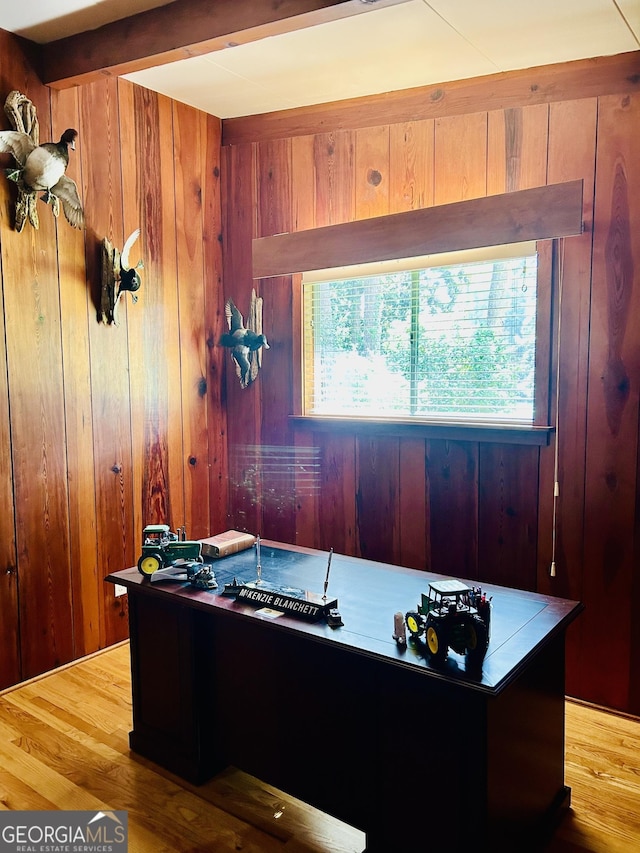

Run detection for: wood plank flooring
[[0, 642, 639, 852]]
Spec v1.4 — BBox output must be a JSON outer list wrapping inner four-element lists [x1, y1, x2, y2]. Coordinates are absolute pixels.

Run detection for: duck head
[[60, 129, 78, 151]]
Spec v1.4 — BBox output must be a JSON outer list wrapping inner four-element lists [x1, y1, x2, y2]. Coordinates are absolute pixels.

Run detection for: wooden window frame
[[253, 181, 582, 445]]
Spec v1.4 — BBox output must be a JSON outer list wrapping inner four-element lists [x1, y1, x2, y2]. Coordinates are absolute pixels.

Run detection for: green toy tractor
[[137, 524, 203, 576], [405, 579, 491, 667]]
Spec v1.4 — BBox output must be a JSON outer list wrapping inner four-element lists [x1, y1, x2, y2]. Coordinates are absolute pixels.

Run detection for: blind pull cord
[[550, 239, 565, 578]]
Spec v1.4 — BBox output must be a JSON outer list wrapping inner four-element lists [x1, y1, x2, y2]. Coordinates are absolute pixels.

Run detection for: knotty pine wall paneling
[[293, 131, 358, 556], [256, 139, 296, 545], [397, 438, 429, 571], [80, 76, 133, 649], [51, 85, 100, 659], [317, 436, 357, 557], [537, 98, 598, 700], [0, 35, 27, 686], [427, 440, 479, 580], [0, 258, 18, 686], [477, 445, 539, 590], [173, 100, 213, 538], [433, 112, 487, 205], [0, 29, 22, 685], [119, 84, 185, 556], [0, 32, 74, 680], [426, 112, 487, 581], [356, 436, 400, 565], [389, 121, 433, 571], [289, 135, 317, 549], [203, 112, 228, 535], [475, 104, 550, 592], [389, 120, 434, 213], [222, 55, 640, 714], [313, 130, 356, 227], [583, 92, 640, 711], [221, 141, 262, 536], [0, 29, 225, 688], [487, 104, 549, 195], [352, 124, 401, 562]]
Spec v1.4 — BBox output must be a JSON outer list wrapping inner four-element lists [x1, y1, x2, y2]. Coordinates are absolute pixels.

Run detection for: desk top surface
[[107, 538, 583, 694]]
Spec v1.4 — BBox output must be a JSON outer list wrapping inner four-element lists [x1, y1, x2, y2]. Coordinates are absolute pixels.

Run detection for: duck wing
[[0, 130, 34, 166], [121, 228, 140, 269], [225, 298, 245, 333], [51, 175, 84, 229]]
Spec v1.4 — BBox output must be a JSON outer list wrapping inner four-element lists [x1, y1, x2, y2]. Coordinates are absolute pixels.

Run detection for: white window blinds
[[302, 242, 539, 424]]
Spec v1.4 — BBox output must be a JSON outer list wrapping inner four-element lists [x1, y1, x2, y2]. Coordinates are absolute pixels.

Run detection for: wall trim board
[[252, 179, 584, 278], [223, 51, 640, 145]]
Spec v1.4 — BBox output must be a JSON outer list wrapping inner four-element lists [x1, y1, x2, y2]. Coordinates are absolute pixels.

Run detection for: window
[[302, 242, 550, 426]]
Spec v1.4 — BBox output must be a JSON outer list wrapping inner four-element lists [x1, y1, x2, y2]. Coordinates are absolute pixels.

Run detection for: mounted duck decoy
[[220, 288, 269, 388], [100, 228, 144, 325], [0, 125, 84, 229]]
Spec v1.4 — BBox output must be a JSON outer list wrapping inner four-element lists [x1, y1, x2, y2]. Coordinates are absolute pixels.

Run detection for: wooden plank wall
[[1, 23, 638, 718], [221, 54, 640, 714], [0, 29, 227, 688]]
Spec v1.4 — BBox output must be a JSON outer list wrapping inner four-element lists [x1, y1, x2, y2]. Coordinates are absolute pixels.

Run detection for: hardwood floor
[[545, 701, 640, 853], [0, 643, 638, 852]]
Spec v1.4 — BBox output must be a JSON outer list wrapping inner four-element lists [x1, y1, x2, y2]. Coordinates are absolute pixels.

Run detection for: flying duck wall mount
[[220, 288, 269, 388], [100, 228, 144, 325], [0, 91, 84, 231]]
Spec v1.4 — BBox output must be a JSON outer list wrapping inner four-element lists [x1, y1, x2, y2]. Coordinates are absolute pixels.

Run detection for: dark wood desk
[[107, 540, 583, 853]]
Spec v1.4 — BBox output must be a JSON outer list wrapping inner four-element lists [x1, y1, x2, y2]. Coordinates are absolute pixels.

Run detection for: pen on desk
[[256, 534, 262, 584], [323, 548, 333, 600]]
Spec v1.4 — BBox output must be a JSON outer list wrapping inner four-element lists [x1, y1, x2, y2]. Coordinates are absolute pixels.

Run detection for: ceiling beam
[[40, 0, 410, 89]]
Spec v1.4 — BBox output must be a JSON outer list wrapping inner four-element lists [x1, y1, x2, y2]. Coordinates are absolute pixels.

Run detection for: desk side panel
[[128, 591, 221, 783], [487, 632, 568, 846]]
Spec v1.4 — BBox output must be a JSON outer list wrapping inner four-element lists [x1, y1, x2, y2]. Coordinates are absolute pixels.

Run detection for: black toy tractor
[[137, 524, 203, 576], [405, 579, 491, 666]]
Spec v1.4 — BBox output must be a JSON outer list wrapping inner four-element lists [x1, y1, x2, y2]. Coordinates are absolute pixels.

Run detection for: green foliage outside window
[[304, 251, 538, 423]]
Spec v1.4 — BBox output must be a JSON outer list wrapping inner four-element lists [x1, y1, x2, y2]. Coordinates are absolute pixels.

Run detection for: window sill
[[289, 416, 553, 446]]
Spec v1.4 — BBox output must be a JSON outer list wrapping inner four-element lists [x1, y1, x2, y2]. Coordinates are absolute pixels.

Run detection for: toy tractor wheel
[[465, 617, 489, 666], [405, 611, 423, 638], [138, 552, 163, 576], [425, 621, 447, 663]]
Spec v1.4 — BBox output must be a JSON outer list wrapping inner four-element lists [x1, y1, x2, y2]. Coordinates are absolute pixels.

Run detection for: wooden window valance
[[252, 180, 583, 279]]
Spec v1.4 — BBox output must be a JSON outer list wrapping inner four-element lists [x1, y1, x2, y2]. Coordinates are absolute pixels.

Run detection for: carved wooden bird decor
[[100, 229, 144, 325], [220, 288, 269, 388]]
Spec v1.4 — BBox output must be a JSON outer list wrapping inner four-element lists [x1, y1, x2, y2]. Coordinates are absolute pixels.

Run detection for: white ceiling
[[2, 0, 639, 119]]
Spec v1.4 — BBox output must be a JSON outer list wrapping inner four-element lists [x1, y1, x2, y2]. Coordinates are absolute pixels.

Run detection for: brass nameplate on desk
[[236, 582, 337, 622]]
